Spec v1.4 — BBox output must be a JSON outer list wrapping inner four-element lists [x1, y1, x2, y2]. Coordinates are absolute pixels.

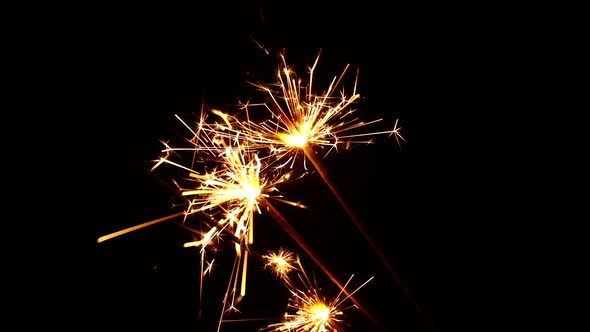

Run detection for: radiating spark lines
[[262, 249, 374, 332]]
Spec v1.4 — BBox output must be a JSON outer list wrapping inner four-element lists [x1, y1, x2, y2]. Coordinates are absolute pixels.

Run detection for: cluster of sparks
[[97, 50, 403, 331]]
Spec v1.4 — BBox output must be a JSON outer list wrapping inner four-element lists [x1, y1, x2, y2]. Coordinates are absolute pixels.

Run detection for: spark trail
[[262, 197, 387, 331]]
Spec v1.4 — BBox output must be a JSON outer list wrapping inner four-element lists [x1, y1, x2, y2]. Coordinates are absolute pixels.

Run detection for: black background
[[39, 1, 586, 331]]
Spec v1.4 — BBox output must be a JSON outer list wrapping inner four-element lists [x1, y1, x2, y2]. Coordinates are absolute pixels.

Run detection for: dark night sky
[[39, 1, 586, 331]]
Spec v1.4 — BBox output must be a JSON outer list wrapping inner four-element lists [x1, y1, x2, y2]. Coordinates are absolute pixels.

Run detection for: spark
[[96, 211, 185, 244], [151, 111, 382, 331], [203, 259, 215, 276], [263, 248, 298, 279]]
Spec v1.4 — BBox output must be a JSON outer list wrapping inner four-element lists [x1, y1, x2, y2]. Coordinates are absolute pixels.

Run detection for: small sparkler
[[238, 50, 404, 167], [262, 249, 374, 332]]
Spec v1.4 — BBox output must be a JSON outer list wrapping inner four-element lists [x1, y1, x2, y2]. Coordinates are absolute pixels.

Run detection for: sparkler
[[154, 111, 315, 312], [237, 50, 405, 166], [97, 110, 303, 320], [262, 249, 374, 332]]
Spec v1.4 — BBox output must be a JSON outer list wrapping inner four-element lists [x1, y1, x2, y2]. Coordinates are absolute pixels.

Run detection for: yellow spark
[[203, 259, 215, 276], [263, 248, 298, 279], [183, 227, 218, 250]]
